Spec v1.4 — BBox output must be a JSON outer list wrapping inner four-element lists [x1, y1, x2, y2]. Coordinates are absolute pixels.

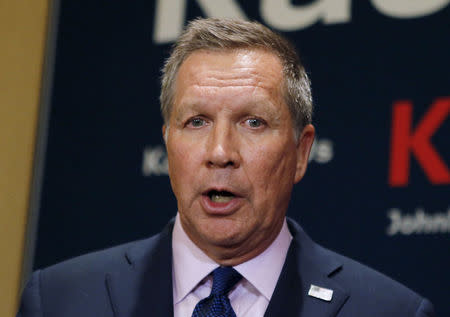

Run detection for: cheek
[[167, 136, 209, 206], [243, 143, 297, 209], [244, 142, 297, 183], [167, 142, 195, 191], [168, 136, 200, 171]]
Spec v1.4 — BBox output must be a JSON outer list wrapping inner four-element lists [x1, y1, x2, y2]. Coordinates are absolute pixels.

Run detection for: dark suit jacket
[[17, 219, 434, 317]]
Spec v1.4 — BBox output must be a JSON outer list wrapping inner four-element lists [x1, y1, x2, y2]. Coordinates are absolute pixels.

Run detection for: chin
[[200, 224, 246, 247]]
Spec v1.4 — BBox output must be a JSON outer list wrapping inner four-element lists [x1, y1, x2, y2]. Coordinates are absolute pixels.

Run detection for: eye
[[245, 118, 265, 128], [186, 117, 207, 128]]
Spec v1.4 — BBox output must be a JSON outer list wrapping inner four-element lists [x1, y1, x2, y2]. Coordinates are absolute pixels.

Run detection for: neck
[[184, 219, 285, 266]]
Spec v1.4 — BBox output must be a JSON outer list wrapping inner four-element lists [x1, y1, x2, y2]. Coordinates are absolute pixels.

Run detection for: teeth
[[211, 194, 234, 203]]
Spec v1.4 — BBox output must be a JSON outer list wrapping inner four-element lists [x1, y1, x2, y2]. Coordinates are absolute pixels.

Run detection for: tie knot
[[211, 267, 242, 296]]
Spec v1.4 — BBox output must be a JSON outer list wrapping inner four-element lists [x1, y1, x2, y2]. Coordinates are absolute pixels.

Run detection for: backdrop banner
[[32, 1, 449, 314]]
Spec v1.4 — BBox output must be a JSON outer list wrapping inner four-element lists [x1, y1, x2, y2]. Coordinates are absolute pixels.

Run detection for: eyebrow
[[172, 98, 283, 125]]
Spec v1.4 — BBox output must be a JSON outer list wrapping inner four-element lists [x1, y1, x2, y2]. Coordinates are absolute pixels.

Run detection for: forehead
[[177, 48, 283, 92], [172, 49, 285, 111]]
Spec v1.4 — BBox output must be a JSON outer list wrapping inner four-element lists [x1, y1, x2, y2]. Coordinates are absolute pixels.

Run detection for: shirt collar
[[172, 214, 218, 304], [233, 219, 292, 300], [172, 213, 292, 303]]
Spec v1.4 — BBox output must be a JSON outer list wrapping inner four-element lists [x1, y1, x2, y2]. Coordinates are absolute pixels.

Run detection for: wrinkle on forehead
[[177, 48, 283, 89], [189, 69, 279, 89]]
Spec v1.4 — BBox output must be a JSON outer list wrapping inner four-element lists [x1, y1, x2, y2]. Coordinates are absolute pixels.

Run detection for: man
[[18, 18, 434, 317]]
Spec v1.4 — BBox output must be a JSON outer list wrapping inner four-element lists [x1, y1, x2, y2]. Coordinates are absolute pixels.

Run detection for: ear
[[294, 124, 315, 183], [162, 124, 167, 143]]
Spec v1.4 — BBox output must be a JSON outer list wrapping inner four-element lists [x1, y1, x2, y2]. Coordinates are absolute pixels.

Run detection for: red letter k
[[389, 97, 450, 187]]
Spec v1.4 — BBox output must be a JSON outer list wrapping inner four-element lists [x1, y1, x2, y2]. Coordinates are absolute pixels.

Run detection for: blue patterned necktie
[[192, 266, 242, 317]]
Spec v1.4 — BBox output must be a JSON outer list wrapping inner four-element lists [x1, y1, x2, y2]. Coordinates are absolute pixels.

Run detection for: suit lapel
[[265, 219, 349, 317], [106, 222, 174, 317], [103, 218, 349, 317]]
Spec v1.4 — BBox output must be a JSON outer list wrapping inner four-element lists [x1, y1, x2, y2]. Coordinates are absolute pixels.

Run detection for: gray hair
[[160, 18, 313, 137]]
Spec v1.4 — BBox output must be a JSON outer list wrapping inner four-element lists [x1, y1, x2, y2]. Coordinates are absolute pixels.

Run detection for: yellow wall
[[0, 0, 50, 316]]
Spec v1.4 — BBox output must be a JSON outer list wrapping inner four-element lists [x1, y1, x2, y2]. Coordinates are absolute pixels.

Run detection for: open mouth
[[207, 190, 235, 203]]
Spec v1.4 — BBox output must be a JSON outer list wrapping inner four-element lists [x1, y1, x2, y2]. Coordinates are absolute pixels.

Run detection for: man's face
[[164, 48, 314, 264]]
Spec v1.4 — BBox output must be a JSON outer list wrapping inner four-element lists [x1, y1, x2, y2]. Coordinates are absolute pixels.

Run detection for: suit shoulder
[[326, 247, 416, 294], [320, 246, 433, 316], [38, 234, 161, 284], [289, 220, 425, 302], [287, 219, 434, 316], [18, 231, 170, 317]]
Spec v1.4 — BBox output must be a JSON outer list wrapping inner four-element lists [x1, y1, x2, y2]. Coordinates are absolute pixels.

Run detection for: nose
[[206, 122, 240, 169]]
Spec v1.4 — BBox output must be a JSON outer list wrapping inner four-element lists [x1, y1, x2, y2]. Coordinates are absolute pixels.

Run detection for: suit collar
[[105, 218, 349, 317], [106, 221, 175, 317], [264, 218, 349, 317]]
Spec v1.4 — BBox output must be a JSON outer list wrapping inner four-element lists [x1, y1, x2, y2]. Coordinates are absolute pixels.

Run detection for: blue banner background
[[33, 1, 449, 314]]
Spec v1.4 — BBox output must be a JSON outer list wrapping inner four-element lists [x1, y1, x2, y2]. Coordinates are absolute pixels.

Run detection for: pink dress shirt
[[172, 213, 292, 316]]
